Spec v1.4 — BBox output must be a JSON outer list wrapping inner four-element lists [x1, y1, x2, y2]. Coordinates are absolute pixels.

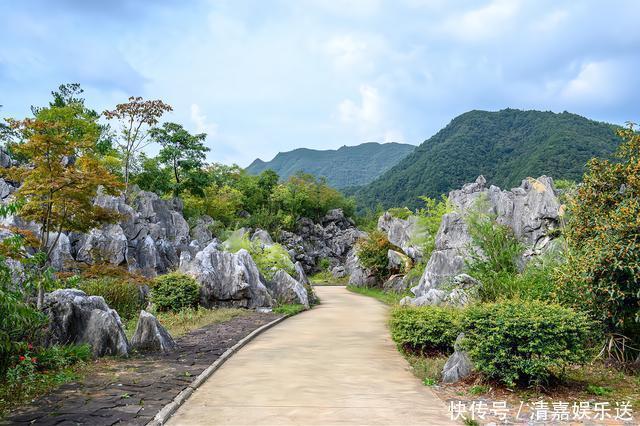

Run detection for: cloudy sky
[[1, 0, 639, 166]]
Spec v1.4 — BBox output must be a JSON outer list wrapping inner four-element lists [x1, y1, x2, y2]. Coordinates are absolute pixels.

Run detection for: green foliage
[[76, 277, 144, 320], [151, 273, 200, 312], [133, 154, 173, 195], [387, 207, 412, 220], [355, 109, 621, 210], [150, 122, 210, 196], [272, 304, 306, 316], [462, 300, 593, 387], [246, 142, 415, 189], [317, 258, 331, 271], [347, 285, 408, 305], [411, 195, 451, 260], [34, 344, 92, 371], [389, 306, 463, 354], [557, 123, 640, 348], [224, 231, 295, 280], [586, 384, 613, 396], [355, 230, 395, 281]]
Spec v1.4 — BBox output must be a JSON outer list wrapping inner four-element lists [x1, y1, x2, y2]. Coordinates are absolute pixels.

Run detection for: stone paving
[[2, 312, 279, 426]]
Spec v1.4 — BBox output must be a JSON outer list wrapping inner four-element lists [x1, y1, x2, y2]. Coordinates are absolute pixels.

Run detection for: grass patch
[[309, 271, 347, 285], [0, 358, 90, 417], [273, 304, 306, 316], [402, 352, 448, 384], [126, 307, 250, 338], [347, 285, 407, 305]]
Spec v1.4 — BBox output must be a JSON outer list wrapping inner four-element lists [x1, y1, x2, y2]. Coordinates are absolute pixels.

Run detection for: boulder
[[377, 212, 422, 260], [190, 215, 214, 245], [0, 178, 15, 200], [48, 232, 74, 271], [294, 261, 318, 305], [130, 310, 177, 354], [382, 274, 408, 293], [388, 249, 410, 273], [345, 248, 378, 288], [251, 229, 274, 247], [279, 209, 365, 273], [76, 224, 128, 266], [411, 176, 561, 300], [331, 265, 347, 279], [267, 269, 310, 309], [179, 241, 273, 308], [43, 289, 129, 357], [442, 333, 474, 383]]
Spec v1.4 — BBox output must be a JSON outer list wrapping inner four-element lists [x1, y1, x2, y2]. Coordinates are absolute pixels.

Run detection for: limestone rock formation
[[279, 209, 365, 273], [43, 289, 129, 357], [346, 248, 378, 288], [130, 310, 177, 354], [179, 241, 273, 308], [266, 269, 310, 309], [442, 333, 474, 383], [251, 229, 274, 247], [410, 176, 561, 302], [377, 212, 422, 261]]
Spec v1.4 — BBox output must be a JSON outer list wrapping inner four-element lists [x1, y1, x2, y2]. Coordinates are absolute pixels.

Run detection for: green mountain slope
[[246, 142, 415, 188], [354, 109, 621, 209]]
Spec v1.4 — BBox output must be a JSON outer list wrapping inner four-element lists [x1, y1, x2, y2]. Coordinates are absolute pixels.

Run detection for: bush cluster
[[150, 272, 200, 312], [355, 230, 396, 281], [463, 300, 593, 387], [78, 277, 144, 320], [389, 306, 462, 354], [224, 231, 295, 280]]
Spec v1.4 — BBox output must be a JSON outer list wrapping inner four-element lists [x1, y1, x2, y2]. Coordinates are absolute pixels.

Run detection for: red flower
[[18, 355, 26, 362], [27, 343, 33, 350]]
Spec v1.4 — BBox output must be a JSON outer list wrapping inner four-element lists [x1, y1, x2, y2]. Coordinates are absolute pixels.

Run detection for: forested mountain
[[353, 109, 621, 210], [246, 142, 415, 188]]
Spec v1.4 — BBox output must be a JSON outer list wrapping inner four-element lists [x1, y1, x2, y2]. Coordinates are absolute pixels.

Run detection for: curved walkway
[[168, 286, 455, 425]]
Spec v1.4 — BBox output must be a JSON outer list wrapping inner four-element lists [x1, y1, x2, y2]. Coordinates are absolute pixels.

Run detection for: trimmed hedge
[[389, 306, 462, 354], [151, 273, 200, 312], [463, 300, 593, 387]]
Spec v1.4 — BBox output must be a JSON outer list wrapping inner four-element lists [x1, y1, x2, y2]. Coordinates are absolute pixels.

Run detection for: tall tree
[[103, 97, 172, 195], [5, 104, 122, 307], [150, 122, 209, 196]]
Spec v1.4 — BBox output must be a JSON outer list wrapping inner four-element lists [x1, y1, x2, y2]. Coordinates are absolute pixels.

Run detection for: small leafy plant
[[151, 272, 200, 312]]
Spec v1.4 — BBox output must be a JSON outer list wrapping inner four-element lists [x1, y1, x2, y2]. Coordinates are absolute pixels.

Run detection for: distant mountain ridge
[[353, 109, 621, 210], [246, 142, 415, 188]]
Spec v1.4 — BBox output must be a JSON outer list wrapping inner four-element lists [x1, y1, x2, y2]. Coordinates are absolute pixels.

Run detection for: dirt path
[[168, 286, 455, 425]]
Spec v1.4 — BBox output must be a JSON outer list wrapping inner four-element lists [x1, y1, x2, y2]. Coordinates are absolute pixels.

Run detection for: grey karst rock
[[442, 333, 474, 383], [130, 310, 177, 353], [410, 288, 448, 306], [76, 224, 128, 266], [294, 261, 310, 286], [43, 289, 129, 357], [179, 241, 273, 308], [388, 249, 410, 273], [345, 248, 378, 288], [267, 269, 310, 309], [0, 178, 15, 200], [383, 274, 408, 293], [48, 232, 74, 271], [190, 215, 214, 245], [377, 212, 422, 261], [279, 209, 365, 273], [452, 273, 481, 289], [411, 175, 561, 301], [0, 148, 12, 168], [331, 265, 347, 279], [251, 229, 274, 247], [294, 261, 318, 305]]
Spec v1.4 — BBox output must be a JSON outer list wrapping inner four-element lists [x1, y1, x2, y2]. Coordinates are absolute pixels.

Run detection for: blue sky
[[1, 0, 639, 167]]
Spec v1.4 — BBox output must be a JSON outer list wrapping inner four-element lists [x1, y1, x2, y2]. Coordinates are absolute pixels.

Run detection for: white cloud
[[438, 0, 521, 42], [338, 84, 403, 142], [190, 103, 218, 137], [324, 35, 370, 70], [560, 61, 621, 105]]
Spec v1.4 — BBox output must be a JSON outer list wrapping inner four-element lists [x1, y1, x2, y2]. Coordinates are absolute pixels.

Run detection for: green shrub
[[78, 277, 144, 320], [151, 273, 200, 312], [463, 300, 593, 387], [389, 306, 463, 354], [224, 231, 295, 280], [35, 344, 92, 371], [355, 230, 396, 281], [317, 257, 331, 272], [387, 207, 413, 220], [273, 304, 306, 316], [410, 195, 451, 260]]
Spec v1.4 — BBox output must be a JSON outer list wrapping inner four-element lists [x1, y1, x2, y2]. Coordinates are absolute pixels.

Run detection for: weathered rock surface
[[442, 333, 474, 383], [280, 209, 365, 273], [190, 215, 215, 246], [251, 229, 274, 247], [410, 176, 561, 302], [179, 241, 273, 308], [377, 212, 422, 261], [266, 269, 310, 309], [346, 248, 378, 288], [43, 289, 129, 357], [294, 261, 318, 305], [382, 274, 408, 293], [130, 310, 177, 353], [388, 249, 410, 273]]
